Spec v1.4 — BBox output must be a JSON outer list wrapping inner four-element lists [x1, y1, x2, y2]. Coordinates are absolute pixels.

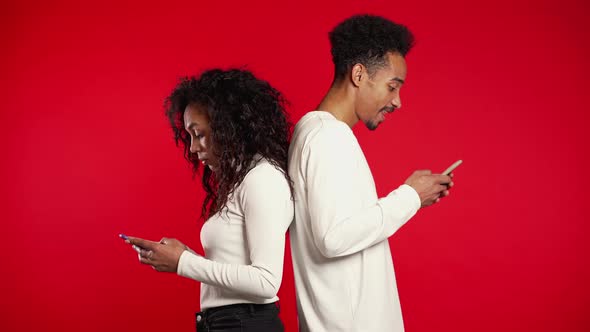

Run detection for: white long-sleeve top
[[288, 111, 421, 332], [176, 157, 294, 310]]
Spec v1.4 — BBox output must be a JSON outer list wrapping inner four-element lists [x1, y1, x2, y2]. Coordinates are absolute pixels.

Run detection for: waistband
[[196, 302, 279, 322]]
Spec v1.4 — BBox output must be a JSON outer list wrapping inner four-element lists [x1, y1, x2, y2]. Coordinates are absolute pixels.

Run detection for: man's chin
[[366, 121, 379, 131]]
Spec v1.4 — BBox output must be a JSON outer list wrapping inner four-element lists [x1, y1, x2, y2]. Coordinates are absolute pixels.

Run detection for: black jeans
[[195, 302, 284, 332]]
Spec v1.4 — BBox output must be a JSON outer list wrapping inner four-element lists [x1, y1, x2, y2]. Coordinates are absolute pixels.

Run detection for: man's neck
[[317, 80, 359, 128]]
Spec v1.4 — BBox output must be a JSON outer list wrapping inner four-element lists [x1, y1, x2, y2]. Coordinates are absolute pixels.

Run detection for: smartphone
[[442, 160, 463, 175]]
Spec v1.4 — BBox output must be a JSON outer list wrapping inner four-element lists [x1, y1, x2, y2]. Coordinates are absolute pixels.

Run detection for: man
[[288, 15, 455, 331]]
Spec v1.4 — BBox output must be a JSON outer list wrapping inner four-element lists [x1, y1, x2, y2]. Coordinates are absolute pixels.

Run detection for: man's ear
[[350, 63, 365, 87]]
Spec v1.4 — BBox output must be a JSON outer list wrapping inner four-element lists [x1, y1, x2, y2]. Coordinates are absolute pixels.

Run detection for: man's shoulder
[[293, 111, 353, 144]]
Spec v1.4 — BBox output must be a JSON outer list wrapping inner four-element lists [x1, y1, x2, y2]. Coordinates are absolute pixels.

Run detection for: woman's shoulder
[[243, 157, 287, 186], [242, 156, 289, 188], [234, 157, 291, 210]]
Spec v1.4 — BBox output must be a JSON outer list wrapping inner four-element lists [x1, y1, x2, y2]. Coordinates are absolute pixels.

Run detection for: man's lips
[[381, 106, 395, 114], [379, 107, 394, 121]]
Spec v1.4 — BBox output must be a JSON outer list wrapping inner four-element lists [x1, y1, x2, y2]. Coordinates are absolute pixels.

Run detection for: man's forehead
[[382, 52, 407, 80]]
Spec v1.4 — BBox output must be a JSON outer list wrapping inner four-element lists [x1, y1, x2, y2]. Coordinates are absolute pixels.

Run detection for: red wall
[[1, 0, 589, 331]]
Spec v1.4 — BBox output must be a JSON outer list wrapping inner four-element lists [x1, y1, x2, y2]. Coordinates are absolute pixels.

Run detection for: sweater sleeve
[[176, 164, 293, 299], [305, 124, 421, 258]]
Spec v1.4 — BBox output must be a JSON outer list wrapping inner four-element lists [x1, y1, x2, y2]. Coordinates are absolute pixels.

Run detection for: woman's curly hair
[[165, 68, 293, 220]]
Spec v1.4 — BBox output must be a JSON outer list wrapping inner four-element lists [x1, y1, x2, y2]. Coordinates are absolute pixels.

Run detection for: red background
[[1, 0, 589, 331]]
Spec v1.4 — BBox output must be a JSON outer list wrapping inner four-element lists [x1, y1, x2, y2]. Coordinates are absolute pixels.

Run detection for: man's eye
[[388, 86, 396, 92]]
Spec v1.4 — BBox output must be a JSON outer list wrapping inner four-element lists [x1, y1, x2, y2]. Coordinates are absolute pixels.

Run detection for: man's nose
[[391, 95, 401, 109]]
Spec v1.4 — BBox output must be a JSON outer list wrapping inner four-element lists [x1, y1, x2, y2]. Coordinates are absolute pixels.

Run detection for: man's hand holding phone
[[405, 160, 462, 207]]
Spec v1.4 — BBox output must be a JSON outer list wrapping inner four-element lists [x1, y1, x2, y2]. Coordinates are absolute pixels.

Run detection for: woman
[[124, 68, 293, 331]]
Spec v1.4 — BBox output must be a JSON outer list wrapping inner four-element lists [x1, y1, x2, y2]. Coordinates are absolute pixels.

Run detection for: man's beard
[[366, 120, 378, 131]]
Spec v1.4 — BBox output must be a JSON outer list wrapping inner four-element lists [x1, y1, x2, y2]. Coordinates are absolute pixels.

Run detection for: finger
[[132, 245, 142, 254], [160, 237, 169, 245], [138, 255, 152, 265], [434, 174, 452, 185], [138, 248, 154, 259], [127, 236, 158, 251], [441, 190, 450, 197]]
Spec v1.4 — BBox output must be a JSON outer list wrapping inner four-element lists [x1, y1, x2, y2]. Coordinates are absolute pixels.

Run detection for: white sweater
[[176, 157, 294, 310], [288, 111, 421, 332]]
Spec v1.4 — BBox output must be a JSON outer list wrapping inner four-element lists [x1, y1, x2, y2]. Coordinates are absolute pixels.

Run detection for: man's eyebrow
[[390, 77, 405, 84], [186, 122, 197, 131]]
